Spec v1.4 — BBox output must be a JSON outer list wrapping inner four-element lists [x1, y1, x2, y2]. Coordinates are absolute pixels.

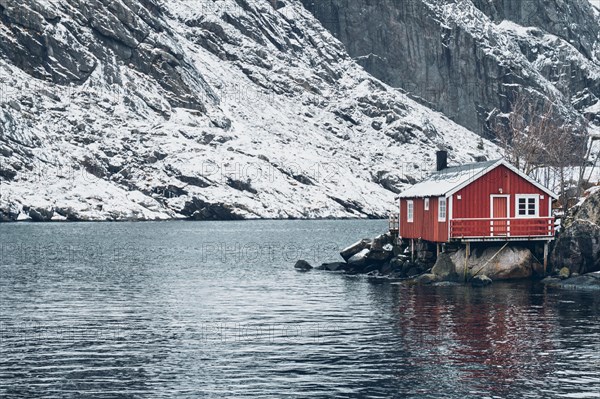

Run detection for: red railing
[[450, 217, 554, 239]]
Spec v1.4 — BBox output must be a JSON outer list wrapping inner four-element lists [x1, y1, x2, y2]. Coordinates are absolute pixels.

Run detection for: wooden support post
[[543, 241, 549, 276], [436, 244, 441, 257], [464, 242, 470, 282], [411, 239, 415, 263]]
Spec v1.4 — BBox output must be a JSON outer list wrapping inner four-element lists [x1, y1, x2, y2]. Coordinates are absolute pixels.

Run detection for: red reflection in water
[[391, 283, 558, 395]]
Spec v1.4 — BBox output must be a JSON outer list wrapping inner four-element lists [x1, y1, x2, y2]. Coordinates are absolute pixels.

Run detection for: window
[[438, 197, 447, 222], [424, 198, 430, 211], [516, 195, 539, 217], [407, 200, 414, 223]]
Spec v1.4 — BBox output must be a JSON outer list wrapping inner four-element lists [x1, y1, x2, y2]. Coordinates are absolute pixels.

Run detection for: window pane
[[517, 196, 537, 216]]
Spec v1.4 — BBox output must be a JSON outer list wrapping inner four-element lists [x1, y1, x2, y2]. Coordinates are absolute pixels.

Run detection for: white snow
[[0, 0, 517, 221], [397, 160, 498, 198]]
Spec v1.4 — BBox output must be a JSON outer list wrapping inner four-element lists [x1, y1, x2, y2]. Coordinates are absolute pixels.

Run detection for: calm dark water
[[1, 220, 599, 398]]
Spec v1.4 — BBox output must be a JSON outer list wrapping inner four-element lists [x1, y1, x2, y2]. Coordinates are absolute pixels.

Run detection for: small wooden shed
[[395, 152, 557, 243]]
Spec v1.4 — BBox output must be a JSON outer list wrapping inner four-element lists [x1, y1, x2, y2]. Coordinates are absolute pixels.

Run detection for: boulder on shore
[[540, 276, 561, 286], [371, 233, 393, 251], [294, 260, 313, 271], [551, 220, 600, 275], [366, 243, 394, 262], [471, 275, 492, 287], [379, 260, 393, 275], [558, 271, 600, 290], [316, 262, 346, 271], [347, 248, 370, 265], [431, 253, 459, 281], [559, 267, 571, 280], [363, 263, 381, 274], [340, 239, 372, 261], [415, 273, 439, 285], [450, 245, 541, 280], [550, 187, 600, 275], [389, 255, 406, 271]]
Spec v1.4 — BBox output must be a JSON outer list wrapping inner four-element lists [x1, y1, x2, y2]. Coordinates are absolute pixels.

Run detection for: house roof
[[397, 159, 558, 199]]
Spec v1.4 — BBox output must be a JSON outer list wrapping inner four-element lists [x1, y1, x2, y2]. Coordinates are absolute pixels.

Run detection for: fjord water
[[1, 220, 599, 398]]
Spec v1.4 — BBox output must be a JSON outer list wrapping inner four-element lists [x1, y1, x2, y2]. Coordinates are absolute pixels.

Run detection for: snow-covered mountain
[[302, 0, 600, 136], [0, 0, 500, 221]]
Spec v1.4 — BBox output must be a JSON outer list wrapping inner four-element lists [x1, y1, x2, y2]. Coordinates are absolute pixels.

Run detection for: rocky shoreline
[[295, 187, 600, 290], [296, 234, 600, 289], [296, 234, 600, 291], [0, 204, 384, 223], [542, 271, 600, 290], [295, 232, 549, 287]]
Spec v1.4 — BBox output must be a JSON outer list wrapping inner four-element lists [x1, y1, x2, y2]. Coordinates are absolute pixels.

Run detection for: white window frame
[[407, 200, 414, 223], [438, 197, 447, 222], [424, 198, 430, 211], [515, 194, 539, 218]]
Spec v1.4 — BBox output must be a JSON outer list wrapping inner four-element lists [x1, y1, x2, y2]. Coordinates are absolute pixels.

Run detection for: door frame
[[490, 194, 510, 236]]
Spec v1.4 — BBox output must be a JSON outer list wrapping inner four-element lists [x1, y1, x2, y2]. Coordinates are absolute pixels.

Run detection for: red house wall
[[399, 197, 449, 242], [452, 165, 551, 219], [399, 165, 551, 243]]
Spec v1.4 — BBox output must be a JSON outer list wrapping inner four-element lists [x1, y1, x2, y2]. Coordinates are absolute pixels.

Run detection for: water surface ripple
[[1, 220, 599, 398]]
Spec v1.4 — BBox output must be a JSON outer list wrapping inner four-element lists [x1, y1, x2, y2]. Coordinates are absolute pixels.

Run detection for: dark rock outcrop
[[471, 274, 493, 287], [431, 253, 459, 282], [180, 198, 244, 221], [571, 189, 600, 225], [294, 259, 313, 271], [0, 203, 20, 221], [340, 239, 372, 261], [55, 206, 83, 221], [346, 248, 370, 269], [301, 0, 595, 136], [28, 206, 53, 222], [543, 271, 600, 290], [559, 267, 571, 280], [551, 188, 600, 275], [0, 0, 215, 111], [559, 271, 600, 289], [415, 273, 439, 285], [367, 233, 394, 262], [316, 262, 346, 271], [471, 0, 600, 61], [552, 221, 600, 275]]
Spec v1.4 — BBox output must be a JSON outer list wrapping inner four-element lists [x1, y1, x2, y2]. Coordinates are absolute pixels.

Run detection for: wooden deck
[[450, 217, 555, 242]]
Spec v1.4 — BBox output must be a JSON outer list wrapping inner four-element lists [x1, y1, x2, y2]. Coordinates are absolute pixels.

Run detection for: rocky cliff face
[[301, 0, 600, 136], [551, 187, 600, 274], [0, 0, 498, 221]]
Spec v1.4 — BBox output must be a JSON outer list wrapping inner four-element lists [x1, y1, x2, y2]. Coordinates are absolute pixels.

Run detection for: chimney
[[436, 150, 448, 171]]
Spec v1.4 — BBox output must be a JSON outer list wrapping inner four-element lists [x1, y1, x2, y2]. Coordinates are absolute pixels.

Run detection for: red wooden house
[[395, 152, 557, 243]]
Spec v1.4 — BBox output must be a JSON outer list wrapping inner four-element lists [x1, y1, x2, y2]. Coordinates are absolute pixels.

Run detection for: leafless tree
[[496, 92, 593, 212], [496, 93, 554, 175], [546, 124, 588, 212]]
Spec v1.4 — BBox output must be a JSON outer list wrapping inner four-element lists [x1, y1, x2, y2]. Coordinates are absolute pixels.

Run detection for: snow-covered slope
[[0, 0, 499, 221]]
